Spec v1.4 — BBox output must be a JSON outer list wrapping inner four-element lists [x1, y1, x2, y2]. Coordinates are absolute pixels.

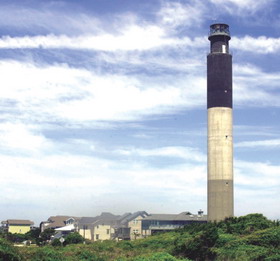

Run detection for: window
[[66, 218, 75, 225], [107, 229, 110, 235], [133, 219, 138, 224], [133, 229, 139, 234], [96, 234, 99, 240]]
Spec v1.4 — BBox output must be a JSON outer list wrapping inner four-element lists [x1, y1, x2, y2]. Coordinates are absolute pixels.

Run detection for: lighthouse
[[207, 24, 233, 222]]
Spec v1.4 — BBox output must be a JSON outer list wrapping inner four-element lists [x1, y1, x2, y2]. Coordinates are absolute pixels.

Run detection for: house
[[40, 215, 80, 232], [78, 212, 120, 241], [115, 211, 148, 240], [142, 211, 207, 236], [53, 224, 77, 240], [1, 219, 34, 234], [78, 217, 98, 240], [127, 211, 148, 240]]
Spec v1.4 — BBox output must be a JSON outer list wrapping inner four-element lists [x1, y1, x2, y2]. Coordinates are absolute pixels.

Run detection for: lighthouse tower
[[207, 24, 233, 222]]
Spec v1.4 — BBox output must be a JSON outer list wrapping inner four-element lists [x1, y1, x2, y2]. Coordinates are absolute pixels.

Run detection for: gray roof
[[117, 213, 132, 222], [78, 212, 121, 227], [99, 212, 120, 220], [42, 216, 80, 229], [78, 217, 98, 225], [143, 212, 207, 221], [120, 211, 148, 225], [5, 219, 34, 225], [93, 212, 120, 226]]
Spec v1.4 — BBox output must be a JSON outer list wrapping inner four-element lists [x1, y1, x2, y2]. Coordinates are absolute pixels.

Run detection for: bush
[[118, 241, 134, 250], [64, 232, 84, 245], [220, 214, 273, 235], [37, 228, 55, 245], [246, 227, 280, 248], [78, 250, 106, 261], [215, 233, 237, 247], [31, 246, 64, 261], [133, 252, 186, 261], [217, 240, 269, 261], [174, 225, 218, 260], [25, 228, 41, 242], [0, 238, 22, 261], [265, 254, 280, 261], [51, 238, 62, 247]]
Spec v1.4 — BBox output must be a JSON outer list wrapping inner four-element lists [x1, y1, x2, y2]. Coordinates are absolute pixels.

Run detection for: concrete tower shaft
[[207, 24, 233, 222]]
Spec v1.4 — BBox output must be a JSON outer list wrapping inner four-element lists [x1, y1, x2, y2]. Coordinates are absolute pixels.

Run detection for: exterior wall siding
[[128, 216, 145, 240], [93, 224, 112, 241], [8, 225, 31, 234], [79, 228, 92, 240]]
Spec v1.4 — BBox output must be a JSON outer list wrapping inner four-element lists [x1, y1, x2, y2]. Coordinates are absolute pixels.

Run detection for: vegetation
[[0, 214, 280, 260], [0, 237, 22, 261]]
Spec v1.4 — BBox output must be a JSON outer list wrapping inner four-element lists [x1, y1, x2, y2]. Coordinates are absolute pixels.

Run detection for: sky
[[0, 0, 280, 225]]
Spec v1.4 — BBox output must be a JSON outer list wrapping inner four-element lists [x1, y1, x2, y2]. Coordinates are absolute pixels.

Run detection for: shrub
[[217, 240, 269, 261], [78, 250, 107, 261], [31, 246, 64, 261], [174, 225, 218, 260], [64, 232, 84, 245], [51, 238, 62, 247], [265, 254, 280, 261], [133, 252, 187, 261], [246, 227, 280, 248], [37, 228, 55, 245], [118, 241, 134, 250], [0, 238, 22, 261], [220, 214, 273, 235]]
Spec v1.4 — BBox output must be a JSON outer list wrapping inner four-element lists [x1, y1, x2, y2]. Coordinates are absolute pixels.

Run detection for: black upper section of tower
[[207, 24, 232, 109]]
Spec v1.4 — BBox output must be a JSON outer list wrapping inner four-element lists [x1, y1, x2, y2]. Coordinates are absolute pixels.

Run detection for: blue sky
[[0, 0, 280, 225]]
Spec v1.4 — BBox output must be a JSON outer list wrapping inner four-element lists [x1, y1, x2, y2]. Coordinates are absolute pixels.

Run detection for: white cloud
[[236, 139, 280, 148], [209, 0, 274, 15], [0, 26, 169, 51], [0, 30, 206, 52], [235, 125, 278, 137], [0, 143, 208, 223], [233, 64, 280, 106], [236, 160, 280, 187], [158, 1, 206, 29], [232, 36, 280, 54], [0, 5, 101, 35], [0, 123, 51, 154], [116, 146, 206, 163], [234, 159, 280, 218], [0, 60, 206, 125]]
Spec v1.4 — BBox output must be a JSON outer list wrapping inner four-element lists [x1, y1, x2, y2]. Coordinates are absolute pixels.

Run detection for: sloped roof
[[99, 212, 120, 220], [6, 219, 34, 225], [93, 212, 121, 226], [78, 217, 99, 225], [43, 215, 80, 229], [143, 214, 178, 221], [117, 213, 132, 222], [55, 224, 75, 231], [143, 212, 207, 221], [120, 211, 148, 225], [78, 213, 120, 227]]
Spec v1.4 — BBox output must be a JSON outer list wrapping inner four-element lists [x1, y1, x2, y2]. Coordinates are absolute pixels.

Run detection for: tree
[[25, 228, 41, 244], [0, 237, 22, 261], [63, 232, 84, 245], [37, 229, 55, 245], [174, 224, 218, 260]]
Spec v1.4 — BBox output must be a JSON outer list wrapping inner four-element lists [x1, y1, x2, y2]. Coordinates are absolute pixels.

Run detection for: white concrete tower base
[[207, 107, 233, 221]]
